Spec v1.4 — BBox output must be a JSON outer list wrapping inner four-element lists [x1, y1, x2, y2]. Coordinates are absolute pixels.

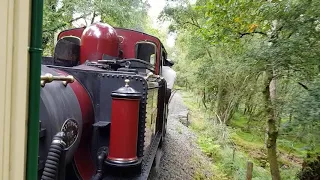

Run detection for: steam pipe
[[91, 150, 107, 180], [26, 0, 43, 179], [41, 132, 67, 180]]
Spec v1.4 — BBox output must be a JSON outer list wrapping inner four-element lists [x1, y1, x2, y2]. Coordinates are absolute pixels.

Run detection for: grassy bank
[[179, 89, 302, 180]]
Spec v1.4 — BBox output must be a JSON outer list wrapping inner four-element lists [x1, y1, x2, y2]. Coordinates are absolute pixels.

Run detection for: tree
[[42, 0, 150, 55], [161, 0, 320, 179]]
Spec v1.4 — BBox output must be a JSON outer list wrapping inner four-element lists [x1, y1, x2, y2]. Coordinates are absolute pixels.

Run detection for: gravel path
[[149, 92, 214, 180]]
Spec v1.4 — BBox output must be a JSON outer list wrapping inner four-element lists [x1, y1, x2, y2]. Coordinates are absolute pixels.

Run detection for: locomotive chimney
[[107, 79, 142, 165]]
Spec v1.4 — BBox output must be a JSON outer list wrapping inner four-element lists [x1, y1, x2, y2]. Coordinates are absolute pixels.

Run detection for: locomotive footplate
[[102, 132, 162, 180]]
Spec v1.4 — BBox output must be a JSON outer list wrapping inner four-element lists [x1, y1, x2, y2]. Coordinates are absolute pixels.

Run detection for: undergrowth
[[180, 89, 301, 180]]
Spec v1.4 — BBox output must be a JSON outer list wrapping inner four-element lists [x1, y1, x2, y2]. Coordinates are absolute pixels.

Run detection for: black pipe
[[91, 150, 107, 180], [41, 132, 66, 180]]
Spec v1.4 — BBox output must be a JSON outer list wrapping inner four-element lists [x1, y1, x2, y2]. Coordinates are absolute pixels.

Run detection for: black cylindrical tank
[[38, 66, 83, 166]]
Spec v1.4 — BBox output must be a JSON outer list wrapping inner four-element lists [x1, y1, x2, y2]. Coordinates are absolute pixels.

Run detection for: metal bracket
[[145, 72, 160, 81], [40, 73, 74, 87]]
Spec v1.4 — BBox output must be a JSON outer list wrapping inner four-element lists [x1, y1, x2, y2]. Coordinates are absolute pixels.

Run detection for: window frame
[[135, 41, 157, 67]]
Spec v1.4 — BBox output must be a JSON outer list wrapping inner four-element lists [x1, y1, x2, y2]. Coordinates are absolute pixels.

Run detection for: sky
[[70, 0, 176, 47], [147, 0, 176, 47], [147, 0, 167, 28]]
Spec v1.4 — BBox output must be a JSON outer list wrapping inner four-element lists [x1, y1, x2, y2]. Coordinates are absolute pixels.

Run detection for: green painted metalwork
[[26, 0, 43, 179]]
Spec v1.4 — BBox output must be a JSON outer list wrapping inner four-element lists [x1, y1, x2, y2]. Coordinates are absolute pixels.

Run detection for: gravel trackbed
[[149, 92, 214, 180]]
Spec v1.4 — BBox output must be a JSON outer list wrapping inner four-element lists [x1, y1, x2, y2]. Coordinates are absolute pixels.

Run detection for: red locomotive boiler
[[38, 22, 169, 180]]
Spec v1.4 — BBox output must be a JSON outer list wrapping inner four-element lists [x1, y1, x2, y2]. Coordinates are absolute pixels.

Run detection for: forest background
[[42, 0, 320, 179]]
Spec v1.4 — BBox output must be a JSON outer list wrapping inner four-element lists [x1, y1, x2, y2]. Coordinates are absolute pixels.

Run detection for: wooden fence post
[[246, 161, 253, 180], [232, 148, 235, 161]]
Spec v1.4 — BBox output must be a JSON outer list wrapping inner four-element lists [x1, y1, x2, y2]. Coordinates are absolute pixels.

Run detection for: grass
[[231, 112, 304, 172], [190, 155, 229, 180], [179, 89, 302, 180], [231, 112, 307, 159]]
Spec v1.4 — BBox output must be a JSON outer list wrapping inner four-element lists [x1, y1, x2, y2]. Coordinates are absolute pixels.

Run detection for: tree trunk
[[91, 11, 96, 24], [263, 70, 281, 180], [216, 78, 228, 123], [289, 112, 292, 123], [246, 115, 252, 131], [202, 87, 208, 109]]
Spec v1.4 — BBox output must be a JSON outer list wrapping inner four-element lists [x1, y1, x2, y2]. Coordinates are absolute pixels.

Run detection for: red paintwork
[[107, 98, 140, 162], [73, 147, 95, 180], [58, 27, 85, 40], [80, 23, 119, 64], [68, 78, 95, 180], [56, 25, 163, 74], [55, 69, 95, 180], [115, 28, 162, 74]]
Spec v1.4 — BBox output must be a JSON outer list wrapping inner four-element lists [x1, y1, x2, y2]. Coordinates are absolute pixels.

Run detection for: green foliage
[[182, 90, 304, 179], [43, 0, 78, 55], [297, 154, 320, 180], [289, 79, 320, 139], [95, 0, 150, 31], [182, 91, 273, 180], [198, 136, 222, 160], [162, 0, 320, 178], [42, 0, 152, 55]]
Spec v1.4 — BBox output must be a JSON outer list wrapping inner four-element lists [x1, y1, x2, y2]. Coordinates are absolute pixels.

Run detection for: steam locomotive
[[38, 22, 170, 180]]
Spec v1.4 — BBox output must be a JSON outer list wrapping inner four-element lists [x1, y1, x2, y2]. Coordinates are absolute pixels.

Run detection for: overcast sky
[[71, 0, 176, 47], [147, 0, 176, 47], [147, 0, 166, 28]]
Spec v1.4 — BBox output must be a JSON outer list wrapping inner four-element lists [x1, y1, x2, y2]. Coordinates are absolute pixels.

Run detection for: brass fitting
[[41, 73, 74, 87], [145, 72, 160, 81], [124, 79, 130, 87]]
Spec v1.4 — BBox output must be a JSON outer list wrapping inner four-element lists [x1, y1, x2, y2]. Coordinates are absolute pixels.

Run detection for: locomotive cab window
[[135, 42, 157, 73]]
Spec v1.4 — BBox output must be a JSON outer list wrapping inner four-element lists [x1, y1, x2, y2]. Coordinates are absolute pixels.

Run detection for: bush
[[297, 153, 320, 180]]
